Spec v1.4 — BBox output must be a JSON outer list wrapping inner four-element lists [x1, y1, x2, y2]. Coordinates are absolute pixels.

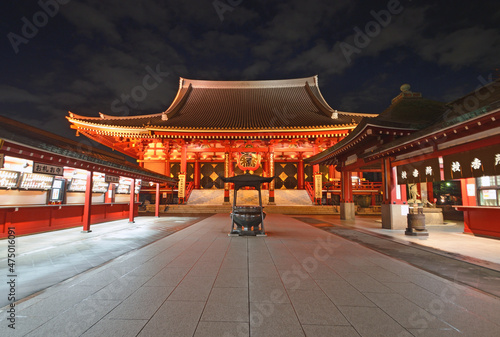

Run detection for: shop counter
[[0, 203, 139, 238], [454, 206, 500, 239]]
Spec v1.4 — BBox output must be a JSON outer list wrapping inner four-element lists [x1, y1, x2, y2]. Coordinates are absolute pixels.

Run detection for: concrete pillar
[[340, 170, 355, 220]]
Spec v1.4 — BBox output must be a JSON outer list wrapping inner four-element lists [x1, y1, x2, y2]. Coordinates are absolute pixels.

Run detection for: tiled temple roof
[[68, 76, 373, 131], [305, 85, 448, 165]]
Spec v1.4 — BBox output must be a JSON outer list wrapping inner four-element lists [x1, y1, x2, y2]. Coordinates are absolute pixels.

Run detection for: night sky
[[1, 0, 499, 141]]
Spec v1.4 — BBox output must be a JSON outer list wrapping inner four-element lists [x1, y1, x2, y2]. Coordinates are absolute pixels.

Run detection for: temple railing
[[324, 181, 382, 191], [305, 181, 315, 203], [184, 181, 195, 203]]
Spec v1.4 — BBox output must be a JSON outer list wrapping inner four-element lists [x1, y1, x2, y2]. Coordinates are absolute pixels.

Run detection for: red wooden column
[[194, 153, 200, 189], [268, 147, 275, 204], [129, 178, 135, 223], [82, 170, 93, 233], [382, 158, 397, 204], [297, 152, 304, 189], [425, 182, 433, 203], [341, 170, 353, 203], [380, 157, 408, 229], [328, 165, 335, 182], [340, 170, 355, 220], [163, 140, 171, 178], [180, 143, 187, 175], [155, 182, 160, 218], [224, 151, 230, 204], [313, 143, 319, 174]]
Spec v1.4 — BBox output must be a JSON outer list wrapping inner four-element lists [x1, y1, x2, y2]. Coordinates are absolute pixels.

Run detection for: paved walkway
[[1, 214, 500, 336], [0, 215, 208, 308]]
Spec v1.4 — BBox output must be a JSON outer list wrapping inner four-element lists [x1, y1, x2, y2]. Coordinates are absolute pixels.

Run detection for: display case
[[92, 173, 109, 193], [19, 173, 54, 190], [67, 177, 87, 192], [116, 181, 131, 194], [49, 178, 66, 203], [0, 170, 21, 189], [134, 179, 142, 194]]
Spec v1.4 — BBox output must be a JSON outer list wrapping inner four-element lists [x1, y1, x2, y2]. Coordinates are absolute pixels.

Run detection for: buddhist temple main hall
[[67, 76, 372, 204]]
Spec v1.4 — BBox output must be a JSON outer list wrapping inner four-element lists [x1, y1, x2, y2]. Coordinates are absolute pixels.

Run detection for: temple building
[[67, 76, 372, 204], [307, 81, 500, 237]]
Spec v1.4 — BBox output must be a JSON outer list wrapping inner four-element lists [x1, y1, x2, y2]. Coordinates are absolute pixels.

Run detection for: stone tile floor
[[1, 214, 500, 336]]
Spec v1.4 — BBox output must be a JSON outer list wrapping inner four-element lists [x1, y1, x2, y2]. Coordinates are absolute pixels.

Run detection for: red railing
[[305, 181, 315, 203], [324, 180, 382, 191], [184, 181, 195, 203]]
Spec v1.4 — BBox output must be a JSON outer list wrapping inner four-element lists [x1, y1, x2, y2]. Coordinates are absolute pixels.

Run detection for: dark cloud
[[1, 0, 498, 138]]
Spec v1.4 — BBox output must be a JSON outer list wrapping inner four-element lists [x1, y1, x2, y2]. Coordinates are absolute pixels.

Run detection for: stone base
[[340, 202, 355, 220], [381, 204, 408, 230], [405, 228, 429, 236], [422, 208, 444, 224]]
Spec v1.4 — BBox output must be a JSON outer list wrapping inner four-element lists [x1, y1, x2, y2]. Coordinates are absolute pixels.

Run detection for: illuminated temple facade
[[67, 76, 371, 203]]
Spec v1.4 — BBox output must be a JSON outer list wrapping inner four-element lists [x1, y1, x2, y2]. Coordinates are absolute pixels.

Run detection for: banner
[[396, 157, 440, 185], [443, 144, 500, 180]]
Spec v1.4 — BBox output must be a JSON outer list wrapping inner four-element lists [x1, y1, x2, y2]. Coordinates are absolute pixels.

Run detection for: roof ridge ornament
[[331, 110, 338, 119], [161, 114, 168, 121]]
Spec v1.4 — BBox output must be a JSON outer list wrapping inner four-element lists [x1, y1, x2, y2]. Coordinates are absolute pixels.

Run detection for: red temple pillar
[[224, 151, 230, 204], [328, 165, 335, 182], [381, 158, 407, 229], [129, 178, 135, 223], [297, 153, 304, 189], [82, 170, 93, 233], [313, 143, 319, 174], [268, 148, 275, 204], [180, 143, 187, 175], [426, 182, 434, 204], [340, 170, 355, 220], [155, 182, 160, 217], [194, 153, 200, 189]]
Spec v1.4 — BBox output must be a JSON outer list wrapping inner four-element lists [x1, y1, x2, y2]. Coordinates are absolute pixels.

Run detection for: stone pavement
[[1, 214, 500, 336], [0, 215, 209, 308]]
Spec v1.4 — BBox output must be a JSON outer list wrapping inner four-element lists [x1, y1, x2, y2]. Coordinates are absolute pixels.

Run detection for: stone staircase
[[162, 189, 339, 214], [161, 204, 340, 215], [144, 189, 382, 215]]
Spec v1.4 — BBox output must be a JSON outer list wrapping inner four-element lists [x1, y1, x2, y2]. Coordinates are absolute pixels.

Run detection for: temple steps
[[161, 204, 340, 215]]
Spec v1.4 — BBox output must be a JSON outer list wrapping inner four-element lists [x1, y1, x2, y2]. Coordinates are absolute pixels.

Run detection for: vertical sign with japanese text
[[178, 174, 186, 199], [314, 174, 322, 199]]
